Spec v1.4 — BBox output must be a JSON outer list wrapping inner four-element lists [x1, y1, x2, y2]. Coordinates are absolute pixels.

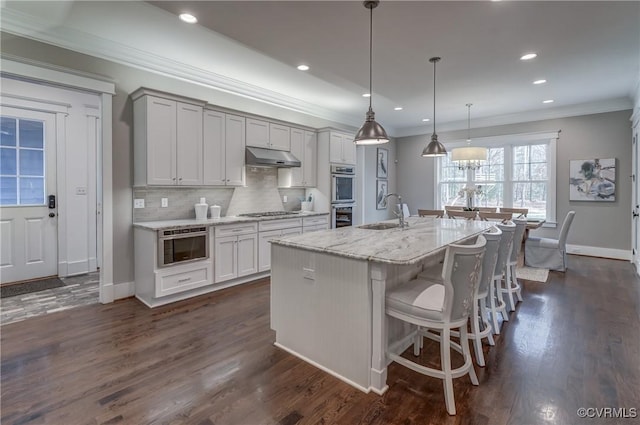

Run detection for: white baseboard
[[113, 281, 135, 300], [566, 244, 631, 261]]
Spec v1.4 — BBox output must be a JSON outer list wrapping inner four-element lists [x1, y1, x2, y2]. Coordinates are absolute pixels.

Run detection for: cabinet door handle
[[178, 277, 192, 283], [172, 177, 176, 181], [179, 177, 183, 181]]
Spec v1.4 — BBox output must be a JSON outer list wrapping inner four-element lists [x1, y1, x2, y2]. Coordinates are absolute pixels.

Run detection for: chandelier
[[451, 103, 487, 170]]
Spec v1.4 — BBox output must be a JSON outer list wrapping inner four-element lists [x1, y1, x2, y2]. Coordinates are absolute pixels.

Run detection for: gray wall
[[359, 141, 397, 224], [397, 110, 633, 251]]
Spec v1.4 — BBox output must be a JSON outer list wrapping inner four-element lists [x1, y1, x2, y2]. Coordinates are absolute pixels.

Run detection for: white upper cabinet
[[133, 89, 205, 186], [328, 131, 356, 165], [289, 128, 317, 187], [203, 110, 246, 186], [269, 123, 291, 151], [246, 118, 270, 149], [225, 114, 246, 186], [246, 118, 291, 151]]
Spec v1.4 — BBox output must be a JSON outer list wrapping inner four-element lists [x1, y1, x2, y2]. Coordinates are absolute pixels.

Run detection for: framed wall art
[[569, 158, 616, 201], [376, 179, 388, 210], [376, 148, 388, 179]]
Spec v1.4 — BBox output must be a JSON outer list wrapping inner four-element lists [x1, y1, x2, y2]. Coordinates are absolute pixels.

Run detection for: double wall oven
[[331, 165, 355, 228]]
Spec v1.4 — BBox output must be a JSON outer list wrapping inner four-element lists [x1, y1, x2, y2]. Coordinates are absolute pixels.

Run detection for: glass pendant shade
[[422, 134, 447, 157], [355, 0, 388, 146], [355, 107, 389, 145]]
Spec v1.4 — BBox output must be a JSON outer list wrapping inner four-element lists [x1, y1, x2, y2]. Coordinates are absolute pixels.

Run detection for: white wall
[[396, 110, 633, 252], [1, 77, 99, 275]]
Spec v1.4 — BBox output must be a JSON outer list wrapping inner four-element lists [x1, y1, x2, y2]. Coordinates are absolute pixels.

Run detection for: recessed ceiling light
[[179, 13, 197, 24], [362, 93, 371, 98], [422, 118, 430, 122], [394, 107, 403, 111], [520, 53, 537, 61], [533, 79, 547, 85], [543, 99, 554, 104], [297, 64, 309, 71]]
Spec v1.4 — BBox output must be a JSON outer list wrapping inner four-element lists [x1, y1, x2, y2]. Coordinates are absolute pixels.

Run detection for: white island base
[[270, 217, 493, 394]]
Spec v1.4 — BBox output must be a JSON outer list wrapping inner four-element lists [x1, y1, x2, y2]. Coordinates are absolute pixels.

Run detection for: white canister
[[195, 198, 208, 220], [210, 205, 221, 219]]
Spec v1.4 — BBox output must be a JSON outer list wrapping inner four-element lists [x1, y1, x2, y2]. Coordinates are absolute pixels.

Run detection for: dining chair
[[386, 236, 486, 415], [447, 210, 478, 220], [444, 205, 464, 212], [478, 212, 513, 223], [489, 221, 515, 334], [502, 219, 527, 312], [477, 207, 497, 213], [418, 209, 445, 218], [525, 211, 576, 271], [499, 207, 528, 218]]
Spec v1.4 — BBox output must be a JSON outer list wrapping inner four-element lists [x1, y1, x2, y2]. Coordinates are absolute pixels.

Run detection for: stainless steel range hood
[[245, 147, 301, 168]]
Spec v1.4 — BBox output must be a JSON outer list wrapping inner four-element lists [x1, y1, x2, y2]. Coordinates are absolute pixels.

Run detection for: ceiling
[[2, 1, 639, 137]]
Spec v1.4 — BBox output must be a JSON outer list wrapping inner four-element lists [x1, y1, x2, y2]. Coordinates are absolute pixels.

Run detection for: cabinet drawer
[[258, 218, 303, 232], [303, 224, 329, 233], [303, 216, 329, 227], [155, 262, 212, 297], [215, 222, 258, 237]]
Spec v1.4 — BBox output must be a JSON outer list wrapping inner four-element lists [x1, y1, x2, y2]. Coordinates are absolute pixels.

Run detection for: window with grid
[[0, 117, 46, 206], [437, 135, 556, 222]]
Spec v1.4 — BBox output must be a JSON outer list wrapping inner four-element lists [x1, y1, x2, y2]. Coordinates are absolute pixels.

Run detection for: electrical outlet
[[283, 195, 288, 203], [134, 199, 145, 209], [76, 187, 87, 195], [161, 198, 168, 207]]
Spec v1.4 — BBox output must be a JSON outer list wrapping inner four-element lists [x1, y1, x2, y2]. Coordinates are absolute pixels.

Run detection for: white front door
[[0, 107, 58, 284]]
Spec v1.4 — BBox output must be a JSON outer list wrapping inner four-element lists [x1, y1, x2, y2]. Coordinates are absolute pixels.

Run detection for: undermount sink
[[358, 222, 400, 230]]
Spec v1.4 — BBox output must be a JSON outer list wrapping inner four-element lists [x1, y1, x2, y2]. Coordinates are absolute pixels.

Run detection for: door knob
[[49, 212, 56, 218], [633, 211, 639, 218]]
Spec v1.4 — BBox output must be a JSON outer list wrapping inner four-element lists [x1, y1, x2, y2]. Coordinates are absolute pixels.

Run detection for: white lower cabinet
[[258, 227, 301, 272], [302, 215, 329, 233], [214, 223, 258, 283], [155, 262, 212, 298]]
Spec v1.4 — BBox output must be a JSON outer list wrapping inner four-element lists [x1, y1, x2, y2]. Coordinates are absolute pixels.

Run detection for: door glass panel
[[0, 177, 17, 205], [19, 149, 44, 176], [19, 177, 45, 205], [0, 118, 16, 147], [1, 148, 17, 175], [19, 120, 44, 149], [0, 117, 46, 206]]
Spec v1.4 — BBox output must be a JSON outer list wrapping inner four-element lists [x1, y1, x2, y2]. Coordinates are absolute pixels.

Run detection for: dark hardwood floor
[[2, 255, 639, 425]]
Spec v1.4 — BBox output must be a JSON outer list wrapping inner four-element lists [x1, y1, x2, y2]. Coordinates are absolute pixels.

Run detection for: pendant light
[[354, 0, 389, 145], [421, 57, 447, 157], [451, 103, 487, 170]]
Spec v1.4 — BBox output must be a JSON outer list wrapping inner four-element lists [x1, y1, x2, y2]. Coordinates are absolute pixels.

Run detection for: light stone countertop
[[133, 211, 329, 231], [270, 217, 494, 265]]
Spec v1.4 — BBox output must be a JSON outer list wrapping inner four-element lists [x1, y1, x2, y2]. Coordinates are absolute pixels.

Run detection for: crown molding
[[0, 7, 364, 129], [395, 97, 633, 138]]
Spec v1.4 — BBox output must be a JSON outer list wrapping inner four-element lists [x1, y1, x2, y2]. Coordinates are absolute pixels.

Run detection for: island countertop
[[270, 217, 493, 265]]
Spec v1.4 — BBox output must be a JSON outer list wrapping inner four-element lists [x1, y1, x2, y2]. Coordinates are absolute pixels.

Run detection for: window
[[0, 117, 46, 206], [437, 132, 557, 222]]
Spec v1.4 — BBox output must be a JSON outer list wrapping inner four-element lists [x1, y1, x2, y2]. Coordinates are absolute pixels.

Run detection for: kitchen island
[[269, 216, 493, 394]]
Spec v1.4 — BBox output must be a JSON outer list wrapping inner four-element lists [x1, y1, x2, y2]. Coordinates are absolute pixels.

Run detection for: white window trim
[[435, 131, 559, 225]]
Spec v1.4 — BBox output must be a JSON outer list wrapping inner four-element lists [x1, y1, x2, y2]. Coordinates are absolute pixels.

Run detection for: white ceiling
[[2, 1, 639, 137]]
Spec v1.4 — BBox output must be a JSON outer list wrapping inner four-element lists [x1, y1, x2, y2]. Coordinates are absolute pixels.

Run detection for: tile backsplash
[[133, 167, 305, 222]]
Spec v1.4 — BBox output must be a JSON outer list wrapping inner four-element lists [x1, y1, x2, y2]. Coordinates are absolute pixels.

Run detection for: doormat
[[516, 266, 550, 283], [1, 277, 65, 298]]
